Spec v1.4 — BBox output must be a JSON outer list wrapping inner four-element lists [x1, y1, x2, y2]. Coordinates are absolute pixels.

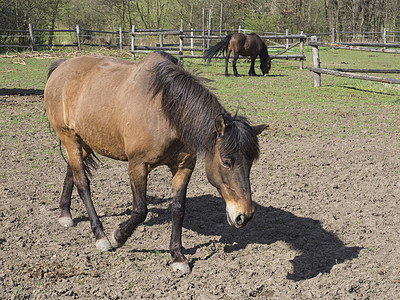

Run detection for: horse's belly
[[74, 101, 176, 164], [83, 133, 128, 161], [71, 98, 129, 160]]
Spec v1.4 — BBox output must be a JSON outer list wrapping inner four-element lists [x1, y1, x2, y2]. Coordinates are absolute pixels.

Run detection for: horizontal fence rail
[[309, 36, 400, 87], [310, 67, 400, 85], [308, 41, 400, 54]]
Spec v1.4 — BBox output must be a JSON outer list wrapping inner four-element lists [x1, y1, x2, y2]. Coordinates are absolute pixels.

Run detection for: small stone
[[90, 271, 100, 278]]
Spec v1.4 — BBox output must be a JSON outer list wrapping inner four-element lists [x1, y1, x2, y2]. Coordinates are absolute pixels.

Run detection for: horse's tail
[[204, 34, 232, 63], [47, 59, 66, 79]]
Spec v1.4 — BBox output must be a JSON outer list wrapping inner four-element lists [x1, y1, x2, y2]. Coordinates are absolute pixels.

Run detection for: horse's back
[[44, 53, 177, 161], [229, 33, 263, 56], [45, 54, 165, 109]]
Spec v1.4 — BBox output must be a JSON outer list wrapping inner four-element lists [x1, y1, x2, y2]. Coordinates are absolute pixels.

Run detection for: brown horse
[[44, 52, 267, 274], [204, 33, 271, 77]]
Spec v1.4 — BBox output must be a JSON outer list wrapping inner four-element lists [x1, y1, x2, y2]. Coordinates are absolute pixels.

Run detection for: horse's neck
[[261, 42, 268, 54], [259, 44, 269, 61]]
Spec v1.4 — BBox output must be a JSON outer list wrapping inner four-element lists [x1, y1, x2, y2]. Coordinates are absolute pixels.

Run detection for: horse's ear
[[215, 114, 226, 137], [252, 124, 268, 135]]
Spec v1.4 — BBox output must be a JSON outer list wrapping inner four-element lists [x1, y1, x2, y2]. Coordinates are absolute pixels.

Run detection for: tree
[[2, 0, 400, 43]]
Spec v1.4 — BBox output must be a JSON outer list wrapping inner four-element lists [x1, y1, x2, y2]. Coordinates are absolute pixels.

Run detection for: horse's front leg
[[169, 153, 196, 274], [110, 160, 148, 248], [225, 49, 231, 77], [249, 57, 257, 76]]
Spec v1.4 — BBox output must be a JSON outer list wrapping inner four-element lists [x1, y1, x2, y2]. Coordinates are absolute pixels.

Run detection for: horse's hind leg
[[60, 133, 112, 251], [232, 52, 240, 77], [169, 153, 196, 274], [110, 160, 148, 248], [58, 164, 75, 227], [58, 152, 97, 227]]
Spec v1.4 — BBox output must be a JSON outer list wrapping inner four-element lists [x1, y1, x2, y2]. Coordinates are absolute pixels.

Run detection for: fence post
[[383, 28, 387, 44], [207, 9, 212, 48], [286, 29, 289, 48], [76, 25, 81, 51], [131, 25, 135, 59], [331, 28, 335, 43], [28, 24, 35, 51], [300, 31, 304, 70], [202, 8, 206, 53], [179, 27, 184, 64], [219, 3, 223, 36], [159, 30, 164, 48], [311, 36, 321, 87], [119, 27, 123, 50], [191, 29, 195, 56]]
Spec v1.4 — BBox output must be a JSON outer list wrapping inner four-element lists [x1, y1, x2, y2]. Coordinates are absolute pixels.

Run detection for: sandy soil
[[0, 92, 399, 299]]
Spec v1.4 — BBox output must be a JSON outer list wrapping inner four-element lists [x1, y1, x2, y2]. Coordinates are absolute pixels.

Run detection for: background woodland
[[1, 0, 400, 34]]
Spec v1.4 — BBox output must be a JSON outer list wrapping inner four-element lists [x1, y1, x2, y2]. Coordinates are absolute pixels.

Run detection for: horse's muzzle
[[227, 211, 253, 228]]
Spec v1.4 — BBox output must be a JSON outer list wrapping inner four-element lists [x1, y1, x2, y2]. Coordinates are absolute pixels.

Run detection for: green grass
[[1, 47, 399, 140], [193, 49, 399, 139], [0, 54, 52, 90]]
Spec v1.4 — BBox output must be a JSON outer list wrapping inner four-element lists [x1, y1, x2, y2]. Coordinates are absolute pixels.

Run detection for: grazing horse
[[44, 52, 267, 274], [204, 32, 271, 77]]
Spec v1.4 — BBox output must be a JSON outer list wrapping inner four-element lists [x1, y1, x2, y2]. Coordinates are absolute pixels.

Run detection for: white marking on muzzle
[[226, 202, 241, 228]]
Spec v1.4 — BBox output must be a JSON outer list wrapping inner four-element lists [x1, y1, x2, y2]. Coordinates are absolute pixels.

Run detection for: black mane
[[218, 114, 260, 160], [150, 53, 260, 160]]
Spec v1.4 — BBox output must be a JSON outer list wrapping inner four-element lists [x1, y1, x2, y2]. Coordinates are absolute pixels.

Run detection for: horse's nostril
[[236, 214, 246, 226]]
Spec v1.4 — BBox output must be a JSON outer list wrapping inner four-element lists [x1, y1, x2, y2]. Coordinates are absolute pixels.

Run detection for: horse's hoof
[[95, 237, 113, 251], [172, 262, 191, 275], [109, 230, 123, 249], [59, 216, 75, 227]]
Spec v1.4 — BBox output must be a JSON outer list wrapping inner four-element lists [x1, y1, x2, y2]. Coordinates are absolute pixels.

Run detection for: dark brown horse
[[204, 33, 271, 77], [44, 52, 267, 274]]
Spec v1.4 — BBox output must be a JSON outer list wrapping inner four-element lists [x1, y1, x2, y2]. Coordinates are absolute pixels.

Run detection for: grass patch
[[1, 47, 399, 140]]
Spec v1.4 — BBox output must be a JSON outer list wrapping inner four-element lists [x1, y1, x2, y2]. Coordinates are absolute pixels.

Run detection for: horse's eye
[[221, 158, 233, 168]]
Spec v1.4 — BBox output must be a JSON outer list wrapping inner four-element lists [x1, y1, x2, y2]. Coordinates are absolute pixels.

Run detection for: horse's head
[[205, 114, 267, 228], [260, 56, 271, 76], [260, 43, 271, 76]]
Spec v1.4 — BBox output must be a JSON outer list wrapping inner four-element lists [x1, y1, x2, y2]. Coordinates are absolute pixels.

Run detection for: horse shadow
[[0, 88, 44, 96], [144, 194, 361, 281], [218, 73, 286, 78]]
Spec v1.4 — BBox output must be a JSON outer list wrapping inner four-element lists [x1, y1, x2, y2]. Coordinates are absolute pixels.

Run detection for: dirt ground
[[0, 91, 399, 299]]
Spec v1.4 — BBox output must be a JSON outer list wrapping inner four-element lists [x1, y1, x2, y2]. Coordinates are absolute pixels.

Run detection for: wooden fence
[[306, 28, 400, 43], [0, 24, 307, 66], [3, 24, 400, 72], [130, 26, 307, 67], [2, 24, 400, 51], [309, 36, 400, 87], [0, 25, 129, 51]]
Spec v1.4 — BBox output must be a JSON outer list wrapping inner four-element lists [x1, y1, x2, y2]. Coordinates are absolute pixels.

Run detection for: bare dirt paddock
[[1, 92, 399, 299]]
